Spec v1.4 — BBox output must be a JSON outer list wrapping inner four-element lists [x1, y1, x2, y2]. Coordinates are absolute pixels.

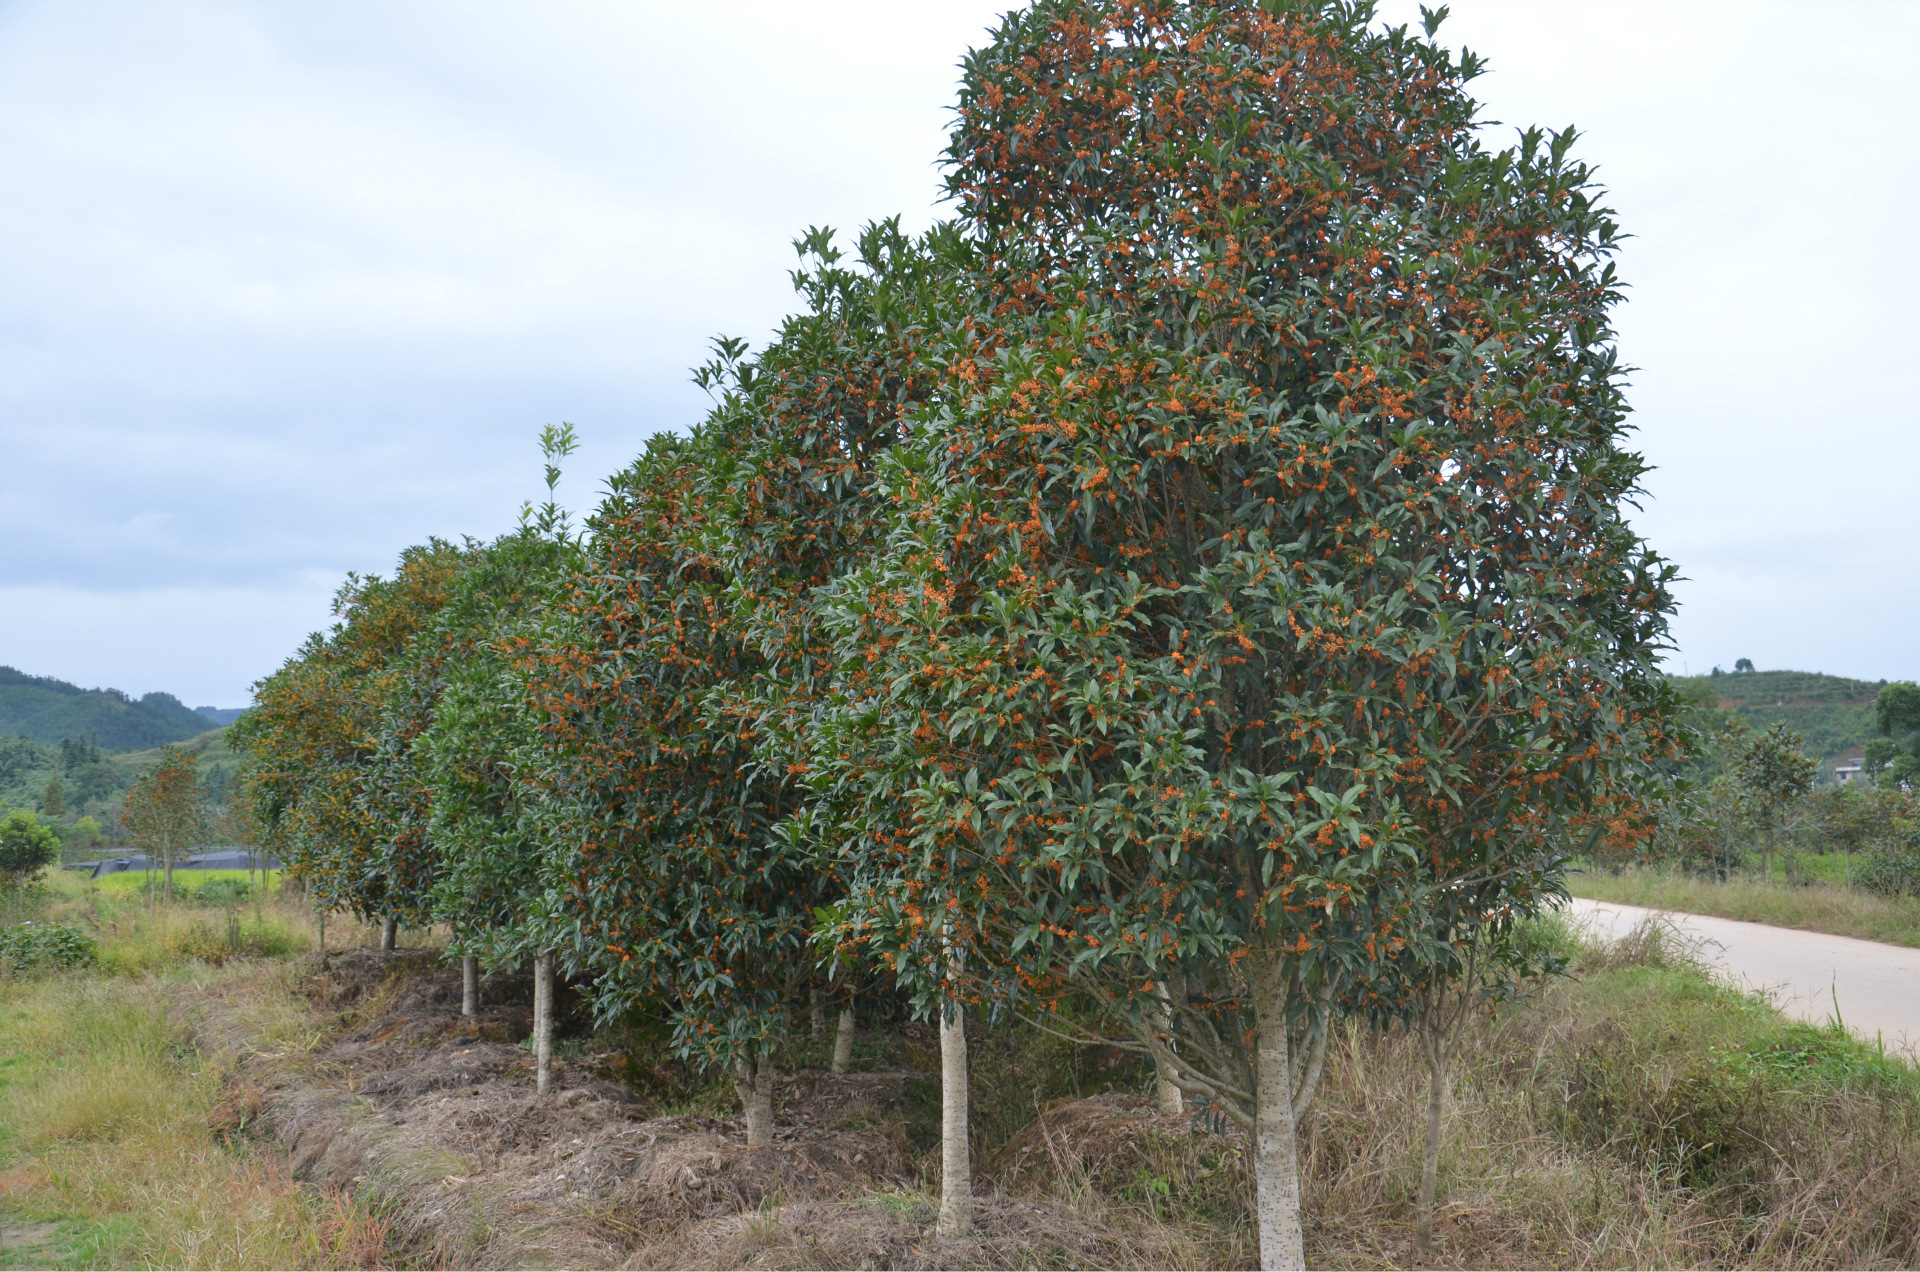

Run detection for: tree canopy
[[0, 809, 59, 886], [226, 5, 1678, 1264]]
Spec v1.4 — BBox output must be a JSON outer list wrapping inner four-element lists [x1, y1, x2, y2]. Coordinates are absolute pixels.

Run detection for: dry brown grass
[[959, 921, 1920, 1270]]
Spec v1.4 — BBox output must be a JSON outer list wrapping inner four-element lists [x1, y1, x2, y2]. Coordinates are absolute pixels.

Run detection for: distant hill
[[0, 665, 223, 751], [1669, 668, 1884, 766], [194, 706, 247, 727]]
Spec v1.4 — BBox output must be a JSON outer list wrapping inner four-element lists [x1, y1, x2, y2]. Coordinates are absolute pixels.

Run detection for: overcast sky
[[1, 1, 1914, 707]]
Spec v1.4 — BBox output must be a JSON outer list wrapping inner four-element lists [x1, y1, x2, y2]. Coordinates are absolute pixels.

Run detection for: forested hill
[[0, 665, 224, 750], [1669, 669, 1884, 762]]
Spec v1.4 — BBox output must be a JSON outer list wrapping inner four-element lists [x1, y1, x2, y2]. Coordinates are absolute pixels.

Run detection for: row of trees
[[231, 4, 1679, 1267]]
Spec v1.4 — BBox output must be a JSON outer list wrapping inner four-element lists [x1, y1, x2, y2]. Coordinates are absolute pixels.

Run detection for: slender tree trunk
[[1152, 987, 1183, 1115], [831, 1005, 856, 1075], [380, 915, 397, 951], [732, 1051, 774, 1147], [1250, 954, 1307, 1271], [316, 908, 326, 956], [462, 955, 479, 1016], [164, 855, 174, 903], [533, 950, 553, 1097], [937, 995, 972, 1237], [1416, 1031, 1448, 1258]]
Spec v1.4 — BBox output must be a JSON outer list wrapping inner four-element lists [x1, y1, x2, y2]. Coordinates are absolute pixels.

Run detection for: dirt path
[[1564, 896, 1920, 1058]]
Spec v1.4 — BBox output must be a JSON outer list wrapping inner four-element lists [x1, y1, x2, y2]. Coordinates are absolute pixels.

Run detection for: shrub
[[0, 921, 99, 973], [1857, 832, 1920, 898], [1, 809, 61, 887], [188, 877, 254, 906], [167, 916, 301, 965]]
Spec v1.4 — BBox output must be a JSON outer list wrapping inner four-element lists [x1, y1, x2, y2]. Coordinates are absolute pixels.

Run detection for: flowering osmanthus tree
[[524, 225, 958, 1142], [233, 541, 466, 924], [375, 527, 583, 962], [723, 220, 965, 988], [810, 2, 1679, 1265], [532, 426, 834, 1146], [378, 427, 586, 966]]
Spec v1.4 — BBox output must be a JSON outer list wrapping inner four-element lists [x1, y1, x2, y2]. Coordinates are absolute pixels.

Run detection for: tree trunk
[[732, 1051, 774, 1147], [831, 1005, 856, 1075], [380, 915, 397, 951], [164, 856, 174, 903], [937, 996, 972, 1237], [1416, 1033, 1448, 1258], [1152, 984, 1183, 1116], [533, 950, 553, 1097], [462, 955, 479, 1016], [1250, 954, 1306, 1270], [1154, 1054, 1186, 1116], [316, 909, 326, 956]]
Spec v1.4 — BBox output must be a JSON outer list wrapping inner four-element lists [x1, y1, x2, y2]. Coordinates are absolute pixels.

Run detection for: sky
[[1, 1, 1915, 707]]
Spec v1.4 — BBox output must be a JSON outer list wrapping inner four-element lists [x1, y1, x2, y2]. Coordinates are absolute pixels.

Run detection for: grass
[[989, 916, 1920, 1269], [1568, 864, 1920, 949], [0, 877, 408, 1270]]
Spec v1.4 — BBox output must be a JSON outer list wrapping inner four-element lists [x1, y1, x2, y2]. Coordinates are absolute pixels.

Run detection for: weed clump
[[0, 920, 97, 973]]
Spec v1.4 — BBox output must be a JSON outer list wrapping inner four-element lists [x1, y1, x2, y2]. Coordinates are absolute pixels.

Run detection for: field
[[1568, 865, 1920, 950], [2, 872, 1917, 1270]]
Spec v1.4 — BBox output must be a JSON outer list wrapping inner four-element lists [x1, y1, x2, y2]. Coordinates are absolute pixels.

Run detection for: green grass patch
[[0, 974, 322, 1268]]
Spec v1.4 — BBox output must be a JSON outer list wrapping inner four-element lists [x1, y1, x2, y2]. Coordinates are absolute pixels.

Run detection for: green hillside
[[1669, 668, 1883, 764], [0, 665, 216, 750], [117, 725, 238, 792]]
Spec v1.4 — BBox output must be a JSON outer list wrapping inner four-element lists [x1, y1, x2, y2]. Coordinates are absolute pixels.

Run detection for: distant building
[[1835, 756, 1867, 787]]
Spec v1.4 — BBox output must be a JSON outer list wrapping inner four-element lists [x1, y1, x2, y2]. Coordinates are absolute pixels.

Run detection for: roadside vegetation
[[4, 871, 1917, 1270], [0, 875, 401, 1270], [1568, 867, 1920, 949], [1574, 675, 1920, 948]]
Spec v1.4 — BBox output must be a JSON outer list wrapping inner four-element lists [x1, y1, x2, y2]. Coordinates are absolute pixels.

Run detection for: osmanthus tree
[[528, 226, 958, 1142], [528, 428, 824, 1146], [408, 525, 584, 1008], [1732, 722, 1816, 882], [805, 1, 1679, 1264], [232, 540, 466, 942], [720, 222, 964, 1068], [376, 428, 585, 1072]]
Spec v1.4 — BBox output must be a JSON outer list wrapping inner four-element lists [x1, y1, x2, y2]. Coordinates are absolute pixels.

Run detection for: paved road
[[1561, 896, 1920, 1059]]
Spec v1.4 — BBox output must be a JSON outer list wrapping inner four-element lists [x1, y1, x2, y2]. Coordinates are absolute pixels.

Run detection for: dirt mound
[[303, 946, 439, 1009], [354, 1040, 529, 1099], [217, 954, 956, 1268], [623, 1189, 1151, 1271], [992, 1091, 1237, 1188]]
